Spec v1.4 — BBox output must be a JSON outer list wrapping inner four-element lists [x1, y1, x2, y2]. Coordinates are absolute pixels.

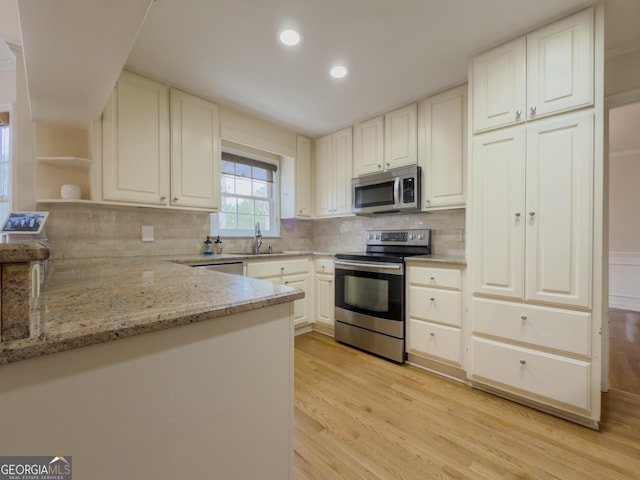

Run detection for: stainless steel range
[[334, 229, 431, 363]]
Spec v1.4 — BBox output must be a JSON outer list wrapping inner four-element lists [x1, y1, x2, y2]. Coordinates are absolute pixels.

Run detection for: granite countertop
[[0, 257, 304, 366], [406, 254, 467, 265], [0, 240, 50, 263], [170, 250, 333, 265]]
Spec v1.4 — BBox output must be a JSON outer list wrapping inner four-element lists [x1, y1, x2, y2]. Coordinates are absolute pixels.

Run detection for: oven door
[[334, 259, 404, 337]]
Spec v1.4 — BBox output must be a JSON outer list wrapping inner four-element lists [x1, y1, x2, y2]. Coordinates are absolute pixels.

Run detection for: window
[[0, 112, 10, 224], [215, 151, 280, 237]]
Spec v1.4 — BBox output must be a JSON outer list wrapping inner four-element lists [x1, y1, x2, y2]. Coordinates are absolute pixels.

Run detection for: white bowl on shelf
[[60, 184, 81, 200]]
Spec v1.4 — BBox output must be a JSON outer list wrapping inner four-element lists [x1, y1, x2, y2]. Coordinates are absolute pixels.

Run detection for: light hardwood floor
[[295, 332, 640, 480], [609, 308, 640, 395]]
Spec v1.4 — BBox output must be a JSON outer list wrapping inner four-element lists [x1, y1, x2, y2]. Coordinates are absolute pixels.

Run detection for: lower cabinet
[[245, 257, 311, 328], [470, 297, 594, 416], [314, 257, 335, 335], [405, 262, 466, 378]]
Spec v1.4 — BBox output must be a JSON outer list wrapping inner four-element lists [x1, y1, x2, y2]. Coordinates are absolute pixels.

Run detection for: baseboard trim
[[609, 252, 640, 311]]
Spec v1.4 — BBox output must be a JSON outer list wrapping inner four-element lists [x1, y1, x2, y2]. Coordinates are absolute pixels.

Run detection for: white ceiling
[[1, 0, 640, 137], [126, 0, 597, 137]]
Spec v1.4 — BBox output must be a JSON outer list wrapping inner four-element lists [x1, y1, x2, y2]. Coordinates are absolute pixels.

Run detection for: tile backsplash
[[41, 204, 464, 259]]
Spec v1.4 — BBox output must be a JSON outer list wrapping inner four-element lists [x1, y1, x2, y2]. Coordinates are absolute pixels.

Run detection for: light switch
[[141, 225, 154, 242]]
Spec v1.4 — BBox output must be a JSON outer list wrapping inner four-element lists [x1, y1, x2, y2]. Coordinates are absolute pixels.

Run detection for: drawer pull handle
[[520, 315, 527, 320], [519, 359, 526, 365]]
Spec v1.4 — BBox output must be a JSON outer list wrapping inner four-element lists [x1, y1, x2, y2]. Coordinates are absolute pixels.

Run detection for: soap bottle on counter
[[203, 236, 213, 255], [213, 235, 223, 254]]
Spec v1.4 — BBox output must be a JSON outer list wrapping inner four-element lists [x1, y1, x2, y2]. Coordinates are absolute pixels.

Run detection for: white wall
[[608, 101, 640, 311], [0, 67, 15, 103]]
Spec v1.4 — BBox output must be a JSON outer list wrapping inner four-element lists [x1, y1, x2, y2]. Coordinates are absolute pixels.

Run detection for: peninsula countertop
[[0, 257, 304, 366]]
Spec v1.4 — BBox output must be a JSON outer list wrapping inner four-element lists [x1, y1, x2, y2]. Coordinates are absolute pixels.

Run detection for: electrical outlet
[[141, 225, 154, 242]]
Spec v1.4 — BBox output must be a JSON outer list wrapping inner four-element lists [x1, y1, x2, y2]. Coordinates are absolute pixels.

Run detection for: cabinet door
[[295, 136, 312, 217], [283, 273, 309, 326], [385, 103, 418, 169], [170, 89, 221, 210], [332, 127, 353, 215], [472, 38, 526, 133], [314, 134, 333, 216], [353, 116, 384, 176], [103, 71, 170, 204], [525, 112, 593, 307], [315, 273, 334, 327], [472, 127, 525, 299], [421, 85, 467, 210], [526, 8, 593, 120]]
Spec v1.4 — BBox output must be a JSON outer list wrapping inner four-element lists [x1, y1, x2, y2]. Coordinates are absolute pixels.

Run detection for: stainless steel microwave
[[352, 165, 421, 215]]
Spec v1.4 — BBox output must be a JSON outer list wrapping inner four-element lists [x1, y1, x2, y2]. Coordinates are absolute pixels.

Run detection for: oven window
[[345, 276, 388, 312], [355, 181, 394, 208]]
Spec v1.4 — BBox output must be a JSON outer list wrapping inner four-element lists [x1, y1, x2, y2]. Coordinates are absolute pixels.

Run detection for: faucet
[[254, 222, 263, 253]]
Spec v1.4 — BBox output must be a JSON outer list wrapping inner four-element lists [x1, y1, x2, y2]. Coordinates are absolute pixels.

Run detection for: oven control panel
[[365, 229, 430, 246]]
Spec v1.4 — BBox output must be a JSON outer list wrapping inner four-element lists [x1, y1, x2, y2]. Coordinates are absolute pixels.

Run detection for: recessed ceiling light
[[279, 29, 301, 46], [330, 65, 349, 79]]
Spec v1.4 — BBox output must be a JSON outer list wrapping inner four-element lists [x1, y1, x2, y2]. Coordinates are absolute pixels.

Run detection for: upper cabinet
[[315, 127, 353, 218], [170, 88, 221, 210], [385, 103, 418, 170], [102, 71, 221, 210], [353, 115, 384, 176], [419, 85, 467, 211], [103, 71, 170, 205], [281, 135, 313, 219], [472, 8, 594, 133]]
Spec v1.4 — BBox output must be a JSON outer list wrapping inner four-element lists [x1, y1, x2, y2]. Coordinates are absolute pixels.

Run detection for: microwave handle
[[393, 176, 401, 208]]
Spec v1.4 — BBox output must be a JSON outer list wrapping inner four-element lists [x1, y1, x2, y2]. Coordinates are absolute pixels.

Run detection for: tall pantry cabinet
[[468, 6, 604, 428]]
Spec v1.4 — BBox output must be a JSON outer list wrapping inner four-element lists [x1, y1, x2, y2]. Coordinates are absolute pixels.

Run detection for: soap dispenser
[[203, 236, 213, 255], [213, 235, 223, 254]]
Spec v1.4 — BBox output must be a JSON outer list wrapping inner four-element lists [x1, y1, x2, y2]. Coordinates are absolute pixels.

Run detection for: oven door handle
[[335, 260, 402, 270]]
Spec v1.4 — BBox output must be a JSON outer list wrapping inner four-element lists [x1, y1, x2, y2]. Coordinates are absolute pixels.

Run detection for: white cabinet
[[472, 111, 593, 308], [469, 6, 601, 426], [314, 258, 335, 335], [314, 127, 353, 217], [385, 103, 418, 170], [103, 71, 170, 205], [353, 115, 384, 176], [246, 257, 311, 327], [282, 136, 312, 219], [472, 8, 593, 133], [419, 85, 467, 210], [406, 263, 465, 372], [103, 72, 221, 210], [170, 89, 221, 210]]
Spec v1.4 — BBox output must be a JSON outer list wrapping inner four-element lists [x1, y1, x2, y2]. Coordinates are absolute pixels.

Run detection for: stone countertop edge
[[0, 241, 50, 263], [0, 258, 304, 366], [406, 254, 466, 265]]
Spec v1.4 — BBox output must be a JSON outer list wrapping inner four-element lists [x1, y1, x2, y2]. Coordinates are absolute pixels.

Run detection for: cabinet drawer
[[472, 337, 590, 410], [407, 266, 461, 290], [408, 285, 461, 327], [407, 318, 462, 366], [315, 258, 335, 274], [473, 298, 590, 356], [245, 258, 309, 278]]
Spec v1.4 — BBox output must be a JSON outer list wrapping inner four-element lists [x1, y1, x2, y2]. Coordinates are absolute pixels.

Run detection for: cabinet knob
[[281, 267, 285, 271], [299, 209, 303, 214], [529, 211, 536, 217], [530, 106, 537, 115], [377, 164, 382, 169], [430, 332, 435, 337], [285, 281, 289, 285], [515, 110, 522, 119], [521, 315, 527, 320], [173, 196, 179, 202], [519, 359, 527, 365], [386, 162, 390, 167], [515, 212, 521, 218], [430, 276, 435, 281], [160, 194, 167, 201], [425, 199, 431, 206], [430, 297, 435, 302]]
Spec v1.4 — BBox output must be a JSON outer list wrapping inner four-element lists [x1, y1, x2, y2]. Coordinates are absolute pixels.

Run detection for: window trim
[[212, 147, 281, 238]]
